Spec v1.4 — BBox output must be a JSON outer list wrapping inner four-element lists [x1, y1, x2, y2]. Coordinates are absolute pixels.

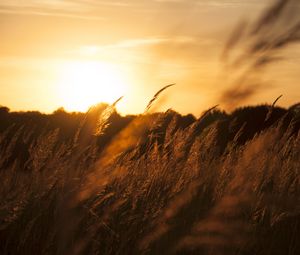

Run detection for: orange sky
[[0, 0, 299, 116]]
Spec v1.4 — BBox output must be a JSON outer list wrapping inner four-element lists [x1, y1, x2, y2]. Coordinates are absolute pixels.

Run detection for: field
[[1, 1, 300, 254], [0, 103, 299, 255]]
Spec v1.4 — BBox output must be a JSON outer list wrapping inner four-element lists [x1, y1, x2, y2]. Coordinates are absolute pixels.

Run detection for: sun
[[57, 61, 128, 112]]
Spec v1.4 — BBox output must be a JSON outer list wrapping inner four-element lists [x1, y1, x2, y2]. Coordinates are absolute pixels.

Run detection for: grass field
[[0, 103, 299, 255], [1, 1, 300, 254]]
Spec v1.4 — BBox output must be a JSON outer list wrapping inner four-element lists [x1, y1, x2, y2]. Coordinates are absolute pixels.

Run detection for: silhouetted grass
[[0, 1, 299, 254], [0, 102, 299, 255]]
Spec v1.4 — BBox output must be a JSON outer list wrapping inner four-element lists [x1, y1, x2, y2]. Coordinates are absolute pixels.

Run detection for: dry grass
[[0, 1, 299, 254], [0, 102, 299, 255]]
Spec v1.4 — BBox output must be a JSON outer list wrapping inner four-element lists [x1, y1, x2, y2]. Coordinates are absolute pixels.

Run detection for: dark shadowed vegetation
[[0, 102, 299, 255]]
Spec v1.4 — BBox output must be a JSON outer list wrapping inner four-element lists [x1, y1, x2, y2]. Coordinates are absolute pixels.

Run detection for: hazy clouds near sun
[[0, 0, 299, 115]]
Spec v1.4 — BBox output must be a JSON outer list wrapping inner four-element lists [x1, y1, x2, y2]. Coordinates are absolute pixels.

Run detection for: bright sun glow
[[58, 61, 128, 112]]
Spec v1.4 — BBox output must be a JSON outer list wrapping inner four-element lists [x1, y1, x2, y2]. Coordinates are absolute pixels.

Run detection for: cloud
[[76, 37, 197, 56], [154, 0, 266, 7], [75, 36, 221, 68], [0, 0, 267, 19], [0, 0, 132, 19], [79, 36, 216, 52], [104, 38, 170, 49], [0, 8, 104, 20]]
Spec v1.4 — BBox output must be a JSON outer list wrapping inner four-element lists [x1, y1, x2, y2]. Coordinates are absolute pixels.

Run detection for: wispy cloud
[[72, 36, 221, 72], [103, 36, 198, 49], [104, 38, 170, 49], [0, 8, 104, 20], [154, 0, 266, 7], [0, 0, 131, 20], [0, 0, 267, 19], [76, 36, 200, 57]]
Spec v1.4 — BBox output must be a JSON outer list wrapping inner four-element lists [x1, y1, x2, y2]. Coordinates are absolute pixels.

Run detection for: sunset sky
[[0, 0, 299, 115]]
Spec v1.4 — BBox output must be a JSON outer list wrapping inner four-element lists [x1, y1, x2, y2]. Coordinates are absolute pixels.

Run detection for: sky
[[0, 0, 299, 116]]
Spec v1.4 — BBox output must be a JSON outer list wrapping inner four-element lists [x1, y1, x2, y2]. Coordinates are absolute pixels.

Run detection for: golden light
[[57, 61, 128, 112]]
